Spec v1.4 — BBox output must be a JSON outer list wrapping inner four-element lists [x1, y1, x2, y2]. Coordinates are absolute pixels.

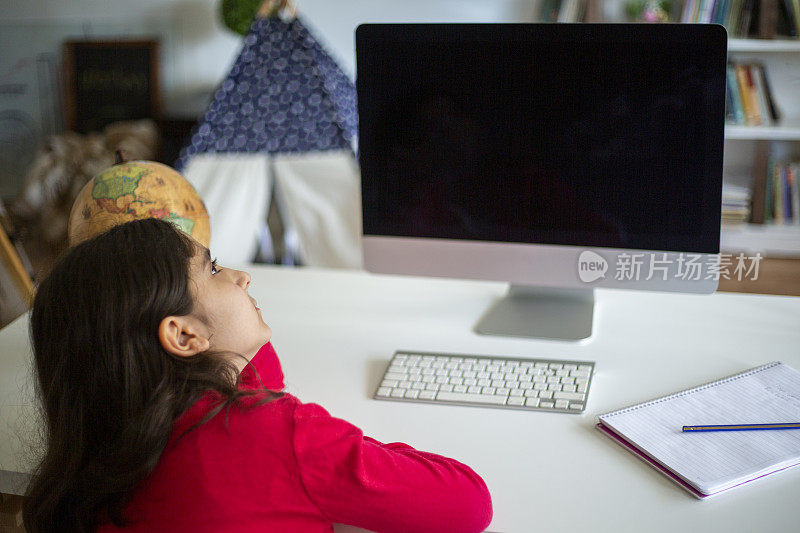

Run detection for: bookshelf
[[724, 36, 800, 256]]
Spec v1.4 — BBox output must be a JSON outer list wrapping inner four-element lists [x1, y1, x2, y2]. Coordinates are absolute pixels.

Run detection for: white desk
[[2, 265, 800, 532]]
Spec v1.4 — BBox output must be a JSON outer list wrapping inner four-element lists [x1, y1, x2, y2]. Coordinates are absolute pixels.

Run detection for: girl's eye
[[211, 258, 222, 275]]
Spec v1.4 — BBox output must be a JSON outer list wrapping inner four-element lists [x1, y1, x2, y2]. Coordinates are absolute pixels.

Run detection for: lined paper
[[599, 362, 800, 495]]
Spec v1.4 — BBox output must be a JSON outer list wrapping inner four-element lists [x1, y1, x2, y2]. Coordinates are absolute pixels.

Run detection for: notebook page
[[599, 362, 800, 494]]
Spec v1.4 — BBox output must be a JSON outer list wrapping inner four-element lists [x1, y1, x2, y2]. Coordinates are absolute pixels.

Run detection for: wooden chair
[[0, 200, 34, 324]]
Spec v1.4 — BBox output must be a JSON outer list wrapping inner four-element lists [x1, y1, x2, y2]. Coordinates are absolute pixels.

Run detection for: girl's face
[[189, 246, 272, 363]]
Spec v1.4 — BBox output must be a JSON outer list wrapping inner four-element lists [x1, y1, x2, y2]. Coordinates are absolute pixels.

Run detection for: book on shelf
[[726, 62, 780, 127], [683, 0, 799, 38], [758, 159, 800, 225]]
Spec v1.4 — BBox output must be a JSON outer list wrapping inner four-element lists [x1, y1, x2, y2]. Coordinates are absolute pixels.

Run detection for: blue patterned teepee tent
[[176, 15, 358, 170]]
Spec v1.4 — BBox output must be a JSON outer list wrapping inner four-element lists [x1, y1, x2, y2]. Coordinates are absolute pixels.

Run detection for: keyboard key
[[555, 399, 569, 409], [569, 403, 584, 410], [405, 389, 420, 399], [540, 401, 555, 408], [436, 391, 507, 405], [390, 389, 405, 399], [381, 379, 398, 388], [376, 387, 392, 397], [384, 372, 407, 381], [525, 398, 540, 407], [508, 397, 525, 406], [419, 390, 436, 400], [509, 389, 524, 397], [454, 385, 468, 393]]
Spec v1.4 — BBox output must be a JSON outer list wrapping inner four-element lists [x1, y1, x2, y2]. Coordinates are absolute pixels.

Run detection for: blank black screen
[[356, 24, 726, 253]]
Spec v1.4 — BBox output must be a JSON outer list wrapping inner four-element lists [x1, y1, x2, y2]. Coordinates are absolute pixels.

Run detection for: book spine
[[760, 0, 779, 38], [792, 164, 800, 226], [717, 0, 732, 27], [711, 0, 722, 23], [752, 64, 773, 126], [774, 163, 783, 223], [759, 64, 781, 122], [701, 0, 716, 22], [730, 0, 744, 35], [778, 0, 798, 37], [726, 63, 746, 124], [741, 0, 755, 36], [766, 157, 775, 222], [744, 65, 763, 125], [793, 0, 800, 36], [734, 64, 754, 125], [682, 0, 693, 22], [786, 164, 792, 224]]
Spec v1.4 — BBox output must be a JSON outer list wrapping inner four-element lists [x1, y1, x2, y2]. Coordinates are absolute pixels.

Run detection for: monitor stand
[[474, 285, 594, 341]]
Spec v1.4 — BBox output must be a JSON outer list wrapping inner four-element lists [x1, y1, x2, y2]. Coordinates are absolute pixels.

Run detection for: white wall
[[0, 0, 537, 117]]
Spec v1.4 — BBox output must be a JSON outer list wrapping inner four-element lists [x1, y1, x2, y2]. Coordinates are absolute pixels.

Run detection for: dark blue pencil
[[682, 423, 800, 432]]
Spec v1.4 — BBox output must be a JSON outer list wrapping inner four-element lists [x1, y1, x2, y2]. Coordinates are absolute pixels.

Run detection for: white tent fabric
[[272, 150, 362, 269], [182, 153, 271, 265]]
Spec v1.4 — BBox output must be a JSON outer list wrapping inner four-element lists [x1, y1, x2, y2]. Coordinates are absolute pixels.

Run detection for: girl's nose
[[234, 269, 251, 289]]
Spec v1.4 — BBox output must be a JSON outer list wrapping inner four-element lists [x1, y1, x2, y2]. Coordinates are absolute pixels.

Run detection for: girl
[[23, 218, 492, 532]]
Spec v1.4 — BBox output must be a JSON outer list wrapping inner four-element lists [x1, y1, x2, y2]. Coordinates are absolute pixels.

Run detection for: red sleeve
[[291, 402, 492, 533]]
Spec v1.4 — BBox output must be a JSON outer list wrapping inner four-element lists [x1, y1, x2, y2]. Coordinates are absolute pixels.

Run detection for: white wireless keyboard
[[375, 351, 595, 413]]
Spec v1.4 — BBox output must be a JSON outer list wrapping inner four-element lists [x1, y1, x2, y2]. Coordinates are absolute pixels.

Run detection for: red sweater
[[97, 343, 492, 532]]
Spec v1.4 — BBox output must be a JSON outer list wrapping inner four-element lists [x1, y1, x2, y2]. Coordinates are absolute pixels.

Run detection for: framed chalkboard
[[63, 40, 160, 133]]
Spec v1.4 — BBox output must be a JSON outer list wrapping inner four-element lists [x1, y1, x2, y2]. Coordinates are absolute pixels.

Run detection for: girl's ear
[[158, 316, 211, 357]]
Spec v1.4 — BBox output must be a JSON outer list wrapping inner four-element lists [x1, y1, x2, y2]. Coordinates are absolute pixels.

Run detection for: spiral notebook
[[597, 362, 800, 498]]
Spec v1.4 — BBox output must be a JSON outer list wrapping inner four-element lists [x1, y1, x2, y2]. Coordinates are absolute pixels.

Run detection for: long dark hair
[[23, 218, 281, 532]]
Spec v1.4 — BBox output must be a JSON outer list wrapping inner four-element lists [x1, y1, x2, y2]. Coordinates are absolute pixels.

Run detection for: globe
[[68, 160, 210, 247]]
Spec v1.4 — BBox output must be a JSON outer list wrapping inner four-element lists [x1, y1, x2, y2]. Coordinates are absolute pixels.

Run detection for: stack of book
[[764, 159, 800, 225], [682, 0, 800, 38], [721, 183, 752, 225], [725, 62, 780, 126]]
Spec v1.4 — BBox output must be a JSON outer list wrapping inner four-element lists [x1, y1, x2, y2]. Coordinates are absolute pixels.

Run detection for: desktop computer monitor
[[355, 23, 727, 341]]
